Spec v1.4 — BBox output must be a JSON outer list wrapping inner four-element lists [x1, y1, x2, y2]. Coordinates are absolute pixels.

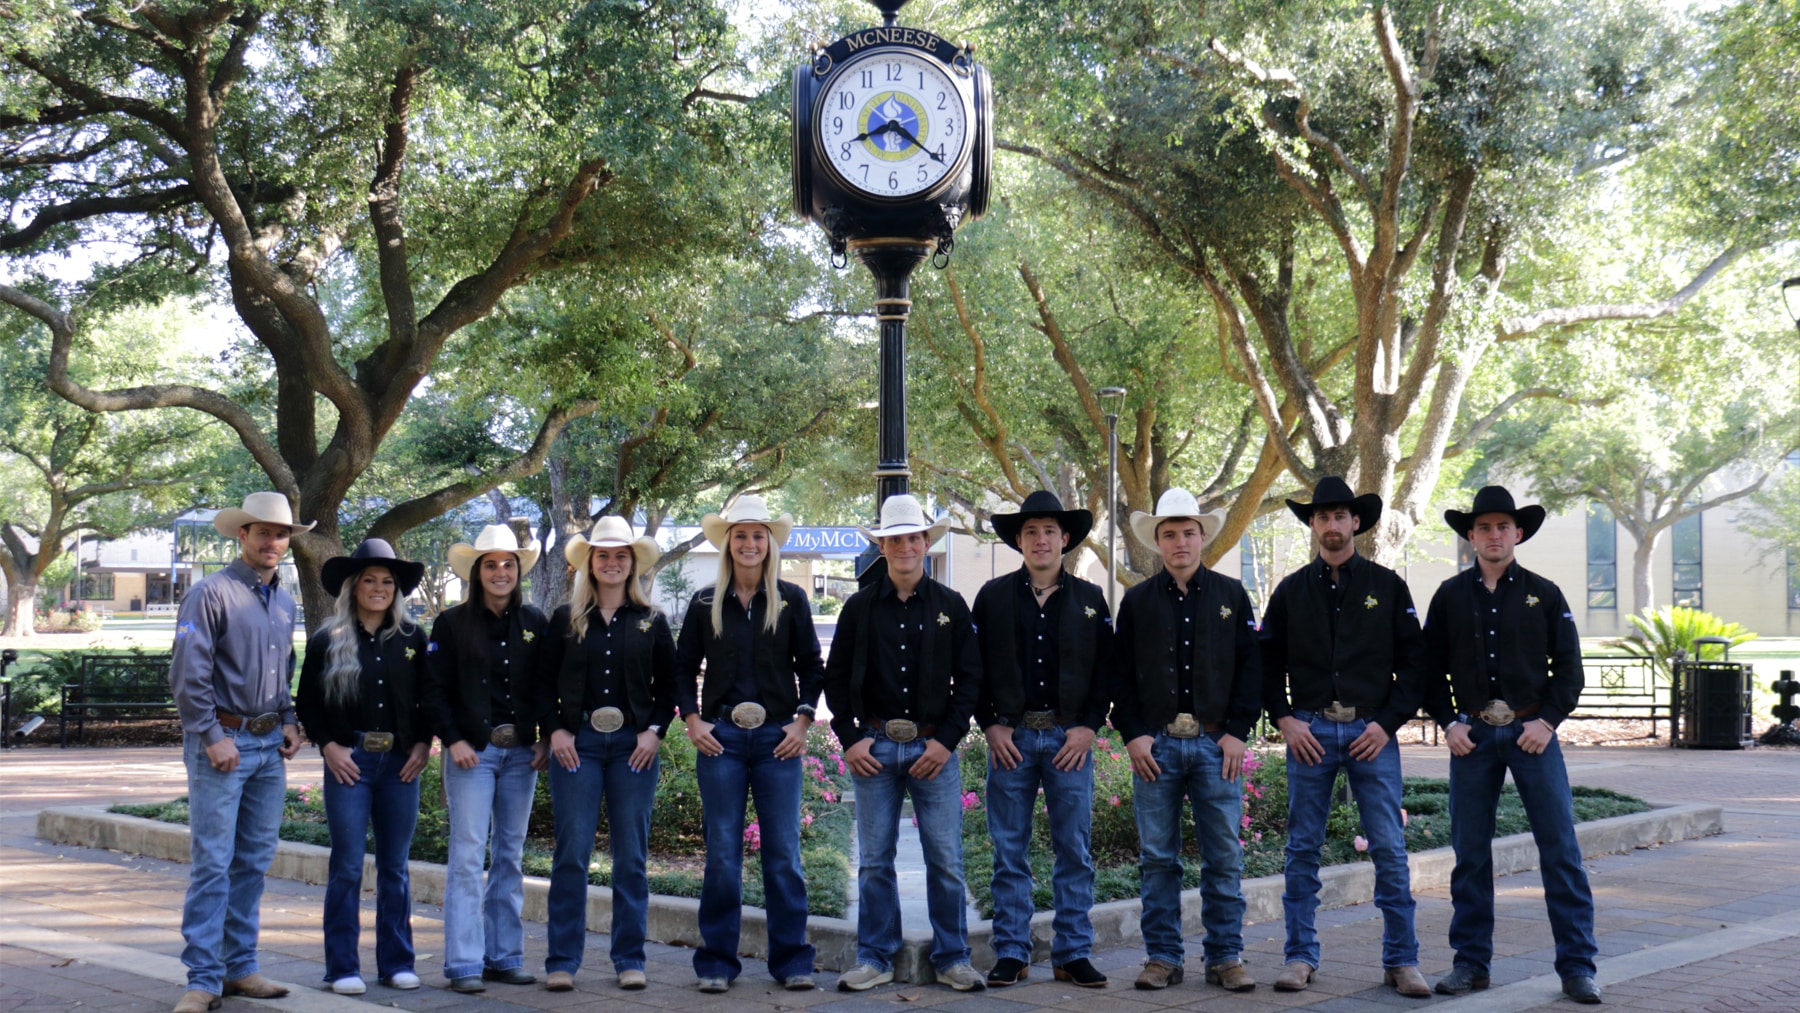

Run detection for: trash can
[[1671, 637, 1754, 749]]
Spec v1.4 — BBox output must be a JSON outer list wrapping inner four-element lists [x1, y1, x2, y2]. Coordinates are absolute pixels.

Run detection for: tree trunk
[[1631, 528, 1659, 617], [4, 580, 38, 637]]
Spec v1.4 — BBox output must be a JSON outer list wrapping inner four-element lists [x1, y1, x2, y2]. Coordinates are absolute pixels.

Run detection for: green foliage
[[1616, 606, 1759, 682]]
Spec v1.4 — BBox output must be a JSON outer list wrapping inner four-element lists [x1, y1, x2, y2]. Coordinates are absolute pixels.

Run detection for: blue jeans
[[1449, 718, 1598, 979], [321, 746, 421, 981], [1281, 712, 1417, 969], [441, 742, 538, 980], [1133, 731, 1245, 967], [852, 731, 969, 972], [695, 721, 813, 981], [546, 726, 659, 974], [985, 725, 1095, 964], [179, 725, 287, 993]]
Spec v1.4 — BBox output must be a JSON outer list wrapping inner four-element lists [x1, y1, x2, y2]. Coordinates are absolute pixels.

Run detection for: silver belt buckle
[[729, 702, 767, 729], [489, 723, 519, 748], [1165, 712, 1201, 738], [1478, 700, 1515, 727], [1022, 710, 1057, 731], [1322, 701, 1359, 723], [246, 712, 281, 736], [883, 718, 919, 743], [359, 731, 394, 753], [589, 707, 626, 733]]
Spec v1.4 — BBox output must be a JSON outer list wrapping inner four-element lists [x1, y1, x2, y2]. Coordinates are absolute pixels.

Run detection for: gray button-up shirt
[[168, 558, 298, 745]]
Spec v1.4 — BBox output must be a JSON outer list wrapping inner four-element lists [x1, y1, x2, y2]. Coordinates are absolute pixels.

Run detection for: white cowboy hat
[[563, 516, 659, 574], [212, 491, 316, 538], [448, 523, 542, 582], [858, 493, 950, 545], [1129, 488, 1227, 551], [701, 494, 795, 550]]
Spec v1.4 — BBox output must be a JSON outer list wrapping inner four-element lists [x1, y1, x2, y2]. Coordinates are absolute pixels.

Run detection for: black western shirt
[[1422, 560, 1583, 727], [1259, 552, 1427, 735], [1110, 567, 1262, 743], [822, 575, 983, 754], [972, 568, 1112, 731]]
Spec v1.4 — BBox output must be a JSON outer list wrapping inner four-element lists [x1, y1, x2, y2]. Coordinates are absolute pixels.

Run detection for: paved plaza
[[2, 742, 1796, 1012]]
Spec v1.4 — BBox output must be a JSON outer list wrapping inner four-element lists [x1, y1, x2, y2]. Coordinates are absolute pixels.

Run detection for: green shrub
[[1614, 605, 1758, 682]]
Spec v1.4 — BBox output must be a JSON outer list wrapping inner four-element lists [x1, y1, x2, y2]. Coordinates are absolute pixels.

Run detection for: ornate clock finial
[[869, 0, 908, 27]]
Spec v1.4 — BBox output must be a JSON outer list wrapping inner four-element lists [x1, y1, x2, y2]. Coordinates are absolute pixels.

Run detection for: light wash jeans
[[1133, 731, 1245, 968], [851, 730, 970, 972], [179, 725, 287, 993], [985, 724, 1095, 965], [441, 743, 537, 980], [1281, 711, 1416, 969]]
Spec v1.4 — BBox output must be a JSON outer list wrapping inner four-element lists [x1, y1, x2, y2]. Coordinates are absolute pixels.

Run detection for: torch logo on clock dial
[[858, 92, 930, 162]]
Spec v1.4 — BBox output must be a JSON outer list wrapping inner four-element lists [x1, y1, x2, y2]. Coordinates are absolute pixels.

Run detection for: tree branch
[[1499, 246, 1746, 337]]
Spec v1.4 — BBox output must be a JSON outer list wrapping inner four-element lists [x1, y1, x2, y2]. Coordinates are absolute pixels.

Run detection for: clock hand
[[883, 121, 942, 161]]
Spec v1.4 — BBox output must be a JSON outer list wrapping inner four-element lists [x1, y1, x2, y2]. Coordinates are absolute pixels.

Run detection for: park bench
[[59, 653, 176, 747], [1406, 654, 1671, 744]]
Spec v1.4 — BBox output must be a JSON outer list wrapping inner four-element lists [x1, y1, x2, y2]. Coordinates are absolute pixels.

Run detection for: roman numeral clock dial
[[816, 50, 968, 200]]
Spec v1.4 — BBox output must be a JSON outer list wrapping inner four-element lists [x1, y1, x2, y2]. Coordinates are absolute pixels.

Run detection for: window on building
[[78, 572, 114, 601], [1586, 501, 1617, 609], [1671, 512, 1703, 609]]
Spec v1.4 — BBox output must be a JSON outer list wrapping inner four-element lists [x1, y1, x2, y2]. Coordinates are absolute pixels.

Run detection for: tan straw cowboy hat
[[563, 516, 659, 573], [858, 493, 950, 545], [448, 523, 542, 582], [212, 491, 315, 538], [700, 495, 795, 549], [1129, 488, 1226, 551]]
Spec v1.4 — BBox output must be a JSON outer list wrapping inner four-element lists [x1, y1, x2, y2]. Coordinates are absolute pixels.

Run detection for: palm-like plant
[[1613, 606, 1758, 682]]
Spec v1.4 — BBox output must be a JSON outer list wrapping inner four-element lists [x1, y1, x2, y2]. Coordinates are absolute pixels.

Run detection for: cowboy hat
[[700, 495, 795, 550], [321, 538, 426, 598], [1444, 485, 1547, 543], [1129, 488, 1227, 550], [212, 491, 315, 538], [563, 516, 659, 574], [991, 490, 1094, 554], [858, 494, 950, 545], [1286, 476, 1383, 533], [448, 523, 542, 582]]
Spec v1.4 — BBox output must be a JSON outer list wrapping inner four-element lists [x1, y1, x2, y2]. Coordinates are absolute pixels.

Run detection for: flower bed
[[112, 723, 856, 917], [957, 733, 1649, 918]]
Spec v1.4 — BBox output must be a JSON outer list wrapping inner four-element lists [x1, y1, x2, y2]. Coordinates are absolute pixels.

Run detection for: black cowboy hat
[[1285, 475, 1383, 533], [1444, 485, 1547, 543], [991, 490, 1094, 554], [321, 538, 426, 597]]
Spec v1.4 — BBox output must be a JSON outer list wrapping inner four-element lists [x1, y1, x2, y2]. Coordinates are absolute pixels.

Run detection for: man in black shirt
[[1422, 486, 1599, 1005], [1111, 488, 1261, 993], [971, 491, 1111, 989], [1259, 477, 1428, 997], [823, 494, 985, 993]]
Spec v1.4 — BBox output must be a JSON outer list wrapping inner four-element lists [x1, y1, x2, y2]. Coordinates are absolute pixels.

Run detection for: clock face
[[815, 49, 970, 200]]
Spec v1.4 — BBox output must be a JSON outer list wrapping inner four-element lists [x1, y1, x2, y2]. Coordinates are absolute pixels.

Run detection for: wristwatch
[[795, 704, 817, 719], [647, 724, 663, 735]]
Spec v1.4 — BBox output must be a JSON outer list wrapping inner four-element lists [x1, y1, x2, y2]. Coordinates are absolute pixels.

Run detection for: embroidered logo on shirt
[[1084, 606, 1097, 619], [638, 618, 653, 632], [175, 621, 196, 638], [1364, 595, 1379, 609], [522, 630, 536, 643], [1526, 595, 1540, 607], [937, 612, 951, 626], [426, 641, 438, 654], [405, 647, 416, 660], [1219, 606, 1232, 619]]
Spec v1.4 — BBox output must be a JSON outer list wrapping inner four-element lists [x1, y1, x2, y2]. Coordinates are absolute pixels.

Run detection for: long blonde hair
[[567, 547, 654, 642], [319, 571, 416, 706], [710, 528, 782, 636]]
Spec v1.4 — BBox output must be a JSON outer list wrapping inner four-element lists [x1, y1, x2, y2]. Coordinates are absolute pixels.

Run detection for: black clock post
[[793, 0, 992, 579]]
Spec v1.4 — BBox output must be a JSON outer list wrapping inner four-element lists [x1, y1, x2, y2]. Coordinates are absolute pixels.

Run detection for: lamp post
[[1099, 386, 1127, 615]]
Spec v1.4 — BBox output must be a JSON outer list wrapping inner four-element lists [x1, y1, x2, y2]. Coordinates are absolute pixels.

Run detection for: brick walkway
[[2, 743, 1796, 1011]]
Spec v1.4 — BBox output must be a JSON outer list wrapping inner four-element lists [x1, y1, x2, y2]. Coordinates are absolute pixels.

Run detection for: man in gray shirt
[[168, 493, 310, 1013]]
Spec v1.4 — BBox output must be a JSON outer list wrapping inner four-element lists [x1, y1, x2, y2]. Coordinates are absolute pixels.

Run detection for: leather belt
[[1164, 713, 1222, 738], [1320, 702, 1377, 722], [586, 707, 626, 733], [357, 731, 395, 753], [489, 723, 519, 747], [874, 718, 938, 743], [217, 710, 281, 736], [725, 702, 768, 729], [1477, 701, 1541, 727], [1020, 710, 1067, 730]]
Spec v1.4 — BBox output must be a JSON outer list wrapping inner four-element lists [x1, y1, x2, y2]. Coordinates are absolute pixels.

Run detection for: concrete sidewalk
[[2, 743, 1797, 1011]]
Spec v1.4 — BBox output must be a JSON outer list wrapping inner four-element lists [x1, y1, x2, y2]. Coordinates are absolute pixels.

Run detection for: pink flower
[[745, 822, 762, 851], [1252, 831, 1263, 843], [961, 791, 981, 811], [1353, 835, 1369, 852], [1109, 795, 1121, 807], [822, 790, 837, 803], [1109, 752, 1122, 761], [801, 813, 814, 827], [1240, 814, 1252, 829]]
